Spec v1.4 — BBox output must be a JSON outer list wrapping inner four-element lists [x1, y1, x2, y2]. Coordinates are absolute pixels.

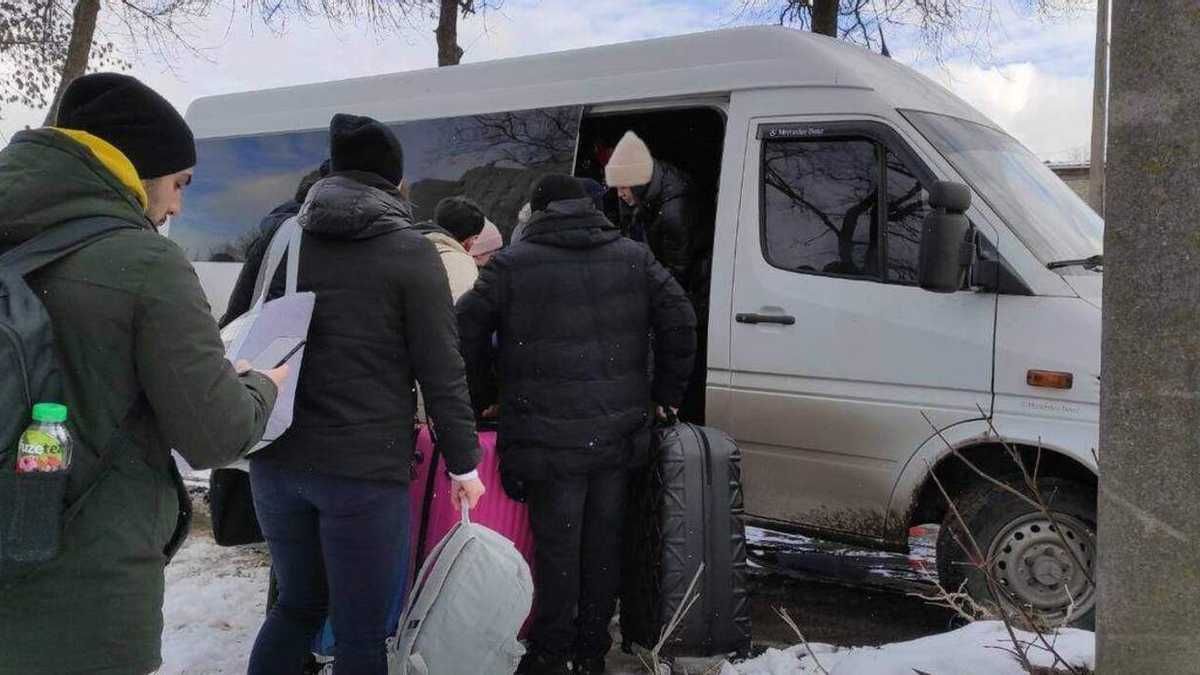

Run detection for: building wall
[[1050, 164, 1092, 203]]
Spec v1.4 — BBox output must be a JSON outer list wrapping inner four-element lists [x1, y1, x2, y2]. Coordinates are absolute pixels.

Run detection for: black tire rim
[[988, 511, 1097, 623]]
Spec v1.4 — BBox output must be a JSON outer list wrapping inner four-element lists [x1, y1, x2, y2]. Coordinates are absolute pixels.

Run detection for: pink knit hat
[[470, 220, 503, 259]]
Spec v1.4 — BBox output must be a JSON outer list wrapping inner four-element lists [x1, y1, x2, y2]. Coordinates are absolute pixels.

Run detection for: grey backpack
[[388, 507, 532, 675]]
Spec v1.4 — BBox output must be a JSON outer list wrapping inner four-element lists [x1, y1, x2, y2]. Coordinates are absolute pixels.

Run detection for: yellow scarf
[[51, 128, 149, 209]]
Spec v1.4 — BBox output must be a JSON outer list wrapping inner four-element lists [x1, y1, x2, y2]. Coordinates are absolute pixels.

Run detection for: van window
[[760, 135, 929, 284], [762, 139, 879, 277], [884, 149, 928, 283], [171, 106, 583, 262], [903, 110, 1102, 266]]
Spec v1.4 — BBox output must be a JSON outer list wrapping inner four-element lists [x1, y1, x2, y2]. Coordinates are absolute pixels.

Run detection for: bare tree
[[739, 0, 1088, 63], [39, 0, 217, 125], [0, 0, 126, 122], [434, 0, 501, 66], [3, 0, 498, 125]]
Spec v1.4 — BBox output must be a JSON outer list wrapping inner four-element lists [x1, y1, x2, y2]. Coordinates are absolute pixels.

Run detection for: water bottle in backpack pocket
[[0, 217, 135, 579], [0, 404, 73, 575]]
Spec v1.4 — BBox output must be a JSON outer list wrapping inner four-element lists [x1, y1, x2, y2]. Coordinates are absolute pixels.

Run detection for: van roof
[[186, 25, 996, 139]]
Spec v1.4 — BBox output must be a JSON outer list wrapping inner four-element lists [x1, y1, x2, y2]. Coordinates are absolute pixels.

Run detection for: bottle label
[[17, 429, 66, 473]]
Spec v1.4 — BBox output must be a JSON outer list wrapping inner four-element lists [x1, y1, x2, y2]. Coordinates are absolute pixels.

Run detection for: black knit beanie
[[435, 196, 486, 242], [530, 174, 588, 213], [329, 114, 404, 186], [56, 73, 195, 180]]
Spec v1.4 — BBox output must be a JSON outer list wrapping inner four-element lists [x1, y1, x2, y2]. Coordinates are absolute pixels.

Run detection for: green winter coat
[[0, 128, 278, 674]]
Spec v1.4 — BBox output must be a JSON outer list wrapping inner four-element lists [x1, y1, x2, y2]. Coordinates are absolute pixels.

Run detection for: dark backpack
[[0, 218, 135, 453], [0, 218, 135, 573]]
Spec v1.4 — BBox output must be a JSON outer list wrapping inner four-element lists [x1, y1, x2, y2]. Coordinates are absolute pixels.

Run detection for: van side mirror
[[919, 181, 974, 293]]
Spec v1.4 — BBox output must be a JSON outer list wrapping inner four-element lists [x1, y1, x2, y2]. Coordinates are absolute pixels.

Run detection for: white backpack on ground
[[388, 506, 532, 675]]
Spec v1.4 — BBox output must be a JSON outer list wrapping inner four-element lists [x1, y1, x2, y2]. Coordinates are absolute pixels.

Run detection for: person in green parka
[[0, 74, 288, 674]]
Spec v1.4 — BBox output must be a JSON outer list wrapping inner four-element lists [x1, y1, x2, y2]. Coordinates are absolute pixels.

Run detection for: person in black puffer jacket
[[457, 174, 696, 675], [247, 114, 484, 675]]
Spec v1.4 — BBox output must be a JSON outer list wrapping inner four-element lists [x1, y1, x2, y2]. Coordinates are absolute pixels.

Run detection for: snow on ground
[[160, 533, 271, 674], [720, 621, 1095, 675], [160, 526, 1094, 674]]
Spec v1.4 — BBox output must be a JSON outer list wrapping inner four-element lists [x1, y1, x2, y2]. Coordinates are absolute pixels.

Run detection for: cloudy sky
[[0, 0, 1101, 162]]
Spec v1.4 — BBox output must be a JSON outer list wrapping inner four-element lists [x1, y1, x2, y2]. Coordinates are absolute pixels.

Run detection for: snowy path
[[160, 532, 271, 674], [159, 527, 1095, 674]]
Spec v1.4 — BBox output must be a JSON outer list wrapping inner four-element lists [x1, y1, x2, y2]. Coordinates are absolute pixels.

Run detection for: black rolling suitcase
[[621, 418, 752, 658]]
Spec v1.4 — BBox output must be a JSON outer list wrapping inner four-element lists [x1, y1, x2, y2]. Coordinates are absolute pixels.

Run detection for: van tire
[[936, 477, 1097, 630]]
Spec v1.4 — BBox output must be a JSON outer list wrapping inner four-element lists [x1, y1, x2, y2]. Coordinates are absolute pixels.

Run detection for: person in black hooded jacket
[[457, 174, 697, 675], [247, 114, 484, 675]]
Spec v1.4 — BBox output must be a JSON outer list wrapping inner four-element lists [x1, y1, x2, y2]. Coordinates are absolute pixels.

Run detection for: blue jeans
[[248, 461, 409, 675]]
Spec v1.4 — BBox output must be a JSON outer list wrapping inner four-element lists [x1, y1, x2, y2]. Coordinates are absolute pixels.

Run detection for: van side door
[[728, 119, 995, 540]]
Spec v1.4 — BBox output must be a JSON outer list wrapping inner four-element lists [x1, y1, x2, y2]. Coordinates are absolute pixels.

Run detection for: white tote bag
[[220, 216, 315, 457]]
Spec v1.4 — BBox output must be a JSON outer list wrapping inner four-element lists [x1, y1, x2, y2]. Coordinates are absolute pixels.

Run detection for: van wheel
[[936, 477, 1097, 629]]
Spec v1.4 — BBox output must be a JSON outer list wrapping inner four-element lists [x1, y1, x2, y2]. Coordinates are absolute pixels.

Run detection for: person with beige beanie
[[604, 130, 699, 287]]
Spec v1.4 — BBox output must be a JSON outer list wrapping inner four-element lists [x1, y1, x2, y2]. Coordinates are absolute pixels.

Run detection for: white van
[[180, 26, 1103, 626]]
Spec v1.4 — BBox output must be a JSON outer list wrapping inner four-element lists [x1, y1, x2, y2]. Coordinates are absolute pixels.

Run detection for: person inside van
[[416, 195, 487, 301], [606, 130, 713, 421], [246, 113, 485, 675], [605, 130, 698, 289], [0, 73, 287, 675], [218, 160, 330, 328], [457, 174, 696, 675]]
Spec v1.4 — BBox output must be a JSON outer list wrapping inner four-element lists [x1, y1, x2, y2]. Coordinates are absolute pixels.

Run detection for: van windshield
[[903, 110, 1103, 268]]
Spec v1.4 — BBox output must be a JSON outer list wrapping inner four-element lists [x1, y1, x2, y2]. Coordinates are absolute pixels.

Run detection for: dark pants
[[248, 461, 409, 675], [527, 467, 629, 659]]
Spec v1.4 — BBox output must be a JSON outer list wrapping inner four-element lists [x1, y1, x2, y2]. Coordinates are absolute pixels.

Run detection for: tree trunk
[[810, 0, 839, 37], [1097, 0, 1200, 671], [43, 0, 101, 126], [1088, 0, 1109, 215], [435, 0, 463, 67]]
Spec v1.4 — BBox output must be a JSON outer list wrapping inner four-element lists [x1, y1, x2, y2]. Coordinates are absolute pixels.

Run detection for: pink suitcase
[[409, 425, 536, 578]]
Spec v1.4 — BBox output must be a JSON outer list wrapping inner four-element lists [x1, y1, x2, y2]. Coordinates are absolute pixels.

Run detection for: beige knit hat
[[604, 131, 654, 187]]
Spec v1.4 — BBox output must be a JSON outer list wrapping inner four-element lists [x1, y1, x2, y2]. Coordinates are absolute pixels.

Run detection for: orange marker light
[[1027, 370, 1073, 390]]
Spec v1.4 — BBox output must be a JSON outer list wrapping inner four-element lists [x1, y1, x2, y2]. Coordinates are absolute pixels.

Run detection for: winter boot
[[517, 651, 572, 675]]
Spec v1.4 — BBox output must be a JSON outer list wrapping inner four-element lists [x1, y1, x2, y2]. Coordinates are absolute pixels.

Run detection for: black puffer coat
[[252, 171, 480, 481], [620, 160, 697, 286], [457, 198, 696, 482]]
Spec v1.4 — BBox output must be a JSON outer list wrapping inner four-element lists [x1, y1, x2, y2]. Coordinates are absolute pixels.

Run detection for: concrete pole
[[1097, 0, 1200, 671], [1087, 0, 1108, 215]]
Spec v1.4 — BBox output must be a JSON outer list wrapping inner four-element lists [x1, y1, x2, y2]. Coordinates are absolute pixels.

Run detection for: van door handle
[[736, 312, 796, 326]]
